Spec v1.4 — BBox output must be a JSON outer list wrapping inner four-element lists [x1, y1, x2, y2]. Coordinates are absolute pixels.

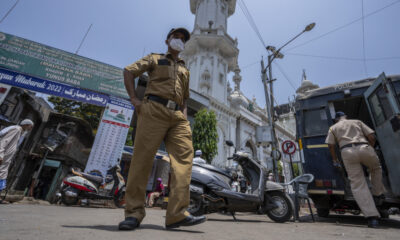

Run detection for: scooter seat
[[194, 163, 232, 179], [82, 173, 103, 184]]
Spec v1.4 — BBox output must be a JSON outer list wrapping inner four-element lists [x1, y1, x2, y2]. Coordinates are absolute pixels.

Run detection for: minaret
[[182, 0, 239, 104]]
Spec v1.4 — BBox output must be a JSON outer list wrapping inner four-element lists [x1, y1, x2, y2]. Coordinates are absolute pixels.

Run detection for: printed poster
[[85, 97, 134, 178]]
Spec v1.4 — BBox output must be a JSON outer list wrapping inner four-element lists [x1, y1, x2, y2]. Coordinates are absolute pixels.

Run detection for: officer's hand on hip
[[131, 97, 143, 114]]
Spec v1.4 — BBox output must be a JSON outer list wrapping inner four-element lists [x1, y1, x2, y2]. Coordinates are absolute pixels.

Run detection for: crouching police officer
[[326, 112, 385, 228], [119, 28, 206, 230]]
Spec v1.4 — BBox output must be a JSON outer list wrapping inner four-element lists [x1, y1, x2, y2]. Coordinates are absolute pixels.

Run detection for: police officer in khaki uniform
[[326, 111, 385, 228], [118, 28, 206, 230]]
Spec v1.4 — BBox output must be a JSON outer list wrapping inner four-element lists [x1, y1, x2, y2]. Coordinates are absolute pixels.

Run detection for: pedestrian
[[325, 111, 385, 228], [267, 172, 275, 182], [0, 119, 34, 195], [119, 27, 206, 230], [193, 150, 206, 164], [146, 178, 164, 208]]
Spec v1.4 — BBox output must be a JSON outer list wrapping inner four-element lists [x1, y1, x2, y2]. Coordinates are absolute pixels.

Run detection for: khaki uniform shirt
[[325, 119, 374, 148], [124, 52, 190, 106]]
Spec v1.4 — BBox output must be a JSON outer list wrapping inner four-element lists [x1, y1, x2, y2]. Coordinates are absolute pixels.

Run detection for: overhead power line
[[238, 0, 267, 49], [0, 0, 20, 25], [287, 0, 400, 51], [285, 53, 400, 61], [286, 53, 364, 61], [361, 0, 368, 76], [272, 62, 297, 91]]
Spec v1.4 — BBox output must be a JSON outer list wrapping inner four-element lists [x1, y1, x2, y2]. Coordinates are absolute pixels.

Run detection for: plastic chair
[[283, 173, 315, 222]]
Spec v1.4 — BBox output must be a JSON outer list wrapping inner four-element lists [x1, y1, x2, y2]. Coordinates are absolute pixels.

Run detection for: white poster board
[[85, 96, 134, 178]]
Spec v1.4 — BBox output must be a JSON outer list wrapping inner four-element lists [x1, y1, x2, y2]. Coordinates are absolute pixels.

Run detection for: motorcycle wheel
[[188, 194, 204, 216], [61, 187, 78, 206], [114, 191, 126, 208], [266, 191, 293, 223]]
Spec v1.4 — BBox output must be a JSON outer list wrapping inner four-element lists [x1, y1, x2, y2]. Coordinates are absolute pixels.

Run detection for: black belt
[[147, 94, 181, 111], [340, 142, 368, 150]]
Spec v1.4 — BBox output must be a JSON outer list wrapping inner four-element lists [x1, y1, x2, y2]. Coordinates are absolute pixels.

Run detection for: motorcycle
[[60, 165, 126, 208], [188, 140, 293, 223]]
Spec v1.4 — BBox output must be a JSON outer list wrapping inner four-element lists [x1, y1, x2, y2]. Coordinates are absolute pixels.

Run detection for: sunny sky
[[1, 0, 399, 106]]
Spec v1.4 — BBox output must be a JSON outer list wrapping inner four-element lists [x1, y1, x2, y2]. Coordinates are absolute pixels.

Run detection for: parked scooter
[[188, 140, 293, 223], [60, 165, 126, 207]]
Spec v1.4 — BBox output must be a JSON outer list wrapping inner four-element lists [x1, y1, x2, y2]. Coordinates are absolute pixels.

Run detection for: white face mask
[[169, 38, 185, 52]]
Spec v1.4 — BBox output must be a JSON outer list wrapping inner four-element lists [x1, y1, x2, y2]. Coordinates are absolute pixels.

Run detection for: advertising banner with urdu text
[[0, 31, 128, 99], [0, 68, 109, 106]]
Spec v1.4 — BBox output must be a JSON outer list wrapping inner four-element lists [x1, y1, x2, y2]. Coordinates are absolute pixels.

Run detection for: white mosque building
[[183, 0, 318, 177]]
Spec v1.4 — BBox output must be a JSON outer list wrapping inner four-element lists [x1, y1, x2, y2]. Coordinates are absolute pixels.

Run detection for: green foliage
[[292, 163, 301, 177], [192, 108, 219, 163], [47, 96, 103, 131], [277, 160, 283, 175], [125, 127, 133, 146]]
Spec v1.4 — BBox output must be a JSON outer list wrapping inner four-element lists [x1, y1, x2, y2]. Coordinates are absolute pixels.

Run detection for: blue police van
[[295, 73, 400, 217]]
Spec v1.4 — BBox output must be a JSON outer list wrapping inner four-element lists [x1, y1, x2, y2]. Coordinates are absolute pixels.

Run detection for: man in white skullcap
[[193, 150, 206, 164], [0, 119, 34, 192]]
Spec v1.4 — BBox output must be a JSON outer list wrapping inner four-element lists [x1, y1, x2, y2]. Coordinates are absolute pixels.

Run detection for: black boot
[[118, 217, 140, 231], [166, 215, 206, 229]]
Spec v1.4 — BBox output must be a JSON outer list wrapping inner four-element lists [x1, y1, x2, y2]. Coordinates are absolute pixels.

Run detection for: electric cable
[[361, 0, 368, 76], [238, 0, 267, 49], [272, 62, 297, 91], [285, 53, 400, 62], [0, 0, 20, 25], [287, 0, 400, 51]]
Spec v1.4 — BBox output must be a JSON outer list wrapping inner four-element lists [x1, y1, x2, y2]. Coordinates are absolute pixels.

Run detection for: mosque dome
[[230, 90, 249, 108]]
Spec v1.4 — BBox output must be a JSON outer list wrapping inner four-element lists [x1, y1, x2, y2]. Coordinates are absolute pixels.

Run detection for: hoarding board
[[0, 31, 127, 99], [0, 68, 109, 106]]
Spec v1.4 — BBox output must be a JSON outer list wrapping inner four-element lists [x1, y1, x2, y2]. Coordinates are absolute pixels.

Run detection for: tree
[[47, 96, 103, 132], [192, 108, 218, 163]]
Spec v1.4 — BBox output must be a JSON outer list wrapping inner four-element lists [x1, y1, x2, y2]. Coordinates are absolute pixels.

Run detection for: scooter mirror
[[225, 140, 234, 147]]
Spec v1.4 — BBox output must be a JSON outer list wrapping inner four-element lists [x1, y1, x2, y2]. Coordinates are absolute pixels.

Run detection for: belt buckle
[[166, 100, 176, 110]]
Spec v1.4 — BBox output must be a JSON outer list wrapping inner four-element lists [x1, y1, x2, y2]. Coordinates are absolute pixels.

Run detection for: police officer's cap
[[335, 111, 346, 120], [167, 28, 190, 42]]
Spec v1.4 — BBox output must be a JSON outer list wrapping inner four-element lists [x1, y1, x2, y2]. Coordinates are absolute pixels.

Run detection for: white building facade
[[183, 0, 300, 178]]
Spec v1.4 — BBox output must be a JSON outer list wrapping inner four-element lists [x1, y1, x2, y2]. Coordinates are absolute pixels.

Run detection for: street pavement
[[0, 204, 399, 240]]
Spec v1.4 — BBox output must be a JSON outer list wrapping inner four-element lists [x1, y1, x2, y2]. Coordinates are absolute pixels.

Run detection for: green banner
[[0, 31, 128, 98]]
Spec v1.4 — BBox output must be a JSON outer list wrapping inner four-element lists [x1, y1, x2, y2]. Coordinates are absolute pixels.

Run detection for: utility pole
[[261, 58, 279, 182], [260, 22, 316, 182], [267, 55, 281, 182]]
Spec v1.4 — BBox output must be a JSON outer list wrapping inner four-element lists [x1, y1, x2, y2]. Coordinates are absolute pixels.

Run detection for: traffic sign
[[281, 140, 297, 155]]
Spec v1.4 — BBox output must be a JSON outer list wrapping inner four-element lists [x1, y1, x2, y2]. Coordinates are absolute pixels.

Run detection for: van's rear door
[[364, 72, 400, 196]]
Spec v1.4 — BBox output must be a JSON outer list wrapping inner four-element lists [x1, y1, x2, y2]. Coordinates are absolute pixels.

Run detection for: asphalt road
[[0, 204, 399, 240]]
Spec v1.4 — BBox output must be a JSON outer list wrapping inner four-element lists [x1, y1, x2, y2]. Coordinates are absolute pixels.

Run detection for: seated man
[[146, 178, 164, 207]]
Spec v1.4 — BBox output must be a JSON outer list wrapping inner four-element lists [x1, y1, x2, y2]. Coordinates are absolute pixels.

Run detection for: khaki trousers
[[124, 99, 193, 225], [341, 144, 385, 218]]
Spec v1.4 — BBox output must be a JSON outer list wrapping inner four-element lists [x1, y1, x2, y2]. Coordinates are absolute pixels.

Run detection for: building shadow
[[62, 224, 204, 233], [207, 218, 265, 223], [297, 214, 400, 229]]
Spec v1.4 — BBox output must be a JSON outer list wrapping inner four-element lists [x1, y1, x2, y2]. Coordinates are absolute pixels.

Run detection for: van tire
[[317, 208, 330, 217]]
